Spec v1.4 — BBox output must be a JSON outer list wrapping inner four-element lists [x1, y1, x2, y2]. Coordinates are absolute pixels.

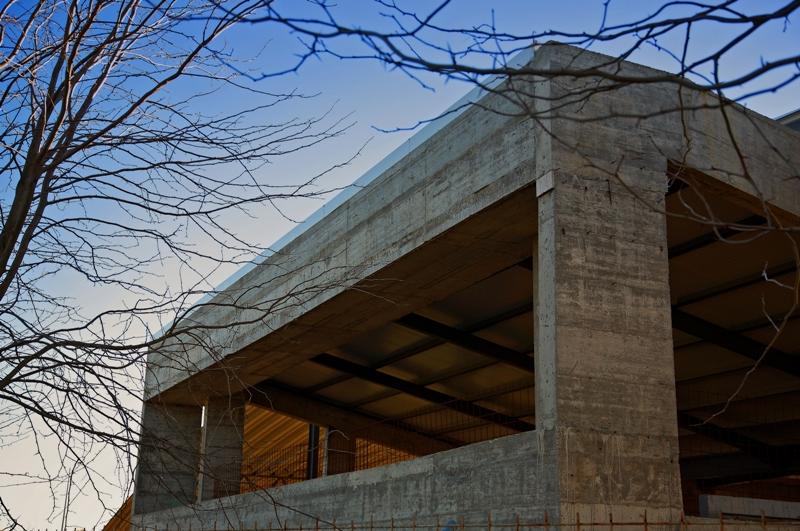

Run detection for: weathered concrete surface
[[132, 402, 202, 515], [132, 430, 549, 528], [132, 42, 800, 527], [535, 171, 682, 521], [145, 84, 537, 403], [527, 41, 800, 523], [532, 43, 685, 523], [198, 394, 246, 501], [531, 43, 800, 220]]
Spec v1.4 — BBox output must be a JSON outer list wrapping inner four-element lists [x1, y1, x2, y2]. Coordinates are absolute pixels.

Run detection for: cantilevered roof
[[158, 47, 536, 335]]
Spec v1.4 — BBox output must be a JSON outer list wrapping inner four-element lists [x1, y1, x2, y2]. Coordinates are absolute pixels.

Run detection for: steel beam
[[305, 424, 320, 480], [675, 261, 797, 308], [668, 214, 766, 259], [311, 353, 534, 432], [680, 446, 800, 484], [306, 301, 533, 394], [671, 308, 800, 379], [250, 382, 455, 455], [395, 313, 534, 373]]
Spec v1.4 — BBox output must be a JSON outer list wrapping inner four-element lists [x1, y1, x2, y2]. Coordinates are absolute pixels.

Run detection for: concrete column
[[198, 393, 246, 501], [535, 170, 682, 522], [132, 401, 202, 515], [323, 427, 356, 476]]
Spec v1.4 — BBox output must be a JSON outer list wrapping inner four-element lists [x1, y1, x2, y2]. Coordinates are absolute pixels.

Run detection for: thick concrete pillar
[[323, 427, 356, 476], [198, 394, 246, 500], [132, 401, 202, 514], [535, 169, 682, 522]]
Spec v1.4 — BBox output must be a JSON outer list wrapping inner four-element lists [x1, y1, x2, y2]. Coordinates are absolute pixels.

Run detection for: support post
[[198, 393, 246, 501], [535, 165, 683, 521], [529, 43, 685, 522], [306, 424, 320, 480]]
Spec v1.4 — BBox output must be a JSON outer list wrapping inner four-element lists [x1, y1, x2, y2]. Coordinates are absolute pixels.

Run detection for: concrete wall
[[133, 431, 549, 529], [132, 402, 202, 515]]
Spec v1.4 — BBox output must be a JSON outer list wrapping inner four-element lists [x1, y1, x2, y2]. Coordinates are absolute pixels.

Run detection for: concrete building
[[128, 43, 800, 529]]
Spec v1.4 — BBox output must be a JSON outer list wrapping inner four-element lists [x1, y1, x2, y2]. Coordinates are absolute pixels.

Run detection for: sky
[[2, 0, 799, 528]]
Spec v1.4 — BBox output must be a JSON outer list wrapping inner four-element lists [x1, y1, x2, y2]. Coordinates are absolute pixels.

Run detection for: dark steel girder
[[680, 446, 800, 484], [668, 214, 767, 259], [311, 353, 534, 432], [395, 313, 534, 374], [671, 307, 800, 379], [678, 411, 783, 469], [674, 260, 797, 308], [305, 301, 534, 394]]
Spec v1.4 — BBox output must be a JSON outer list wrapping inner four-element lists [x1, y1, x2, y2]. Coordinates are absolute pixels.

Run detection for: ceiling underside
[[250, 174, 799, 495], [667, 176, 800, 494]]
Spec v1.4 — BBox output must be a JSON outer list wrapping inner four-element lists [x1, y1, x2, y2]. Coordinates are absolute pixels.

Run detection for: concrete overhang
[[144, 43, 800, 405], [145, 52, 539, 403]]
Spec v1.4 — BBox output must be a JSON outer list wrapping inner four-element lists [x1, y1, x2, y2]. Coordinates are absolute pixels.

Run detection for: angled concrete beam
[[311, 353, 534, 432], [395, 313, 535, 373], [671, 308, 800, 378], [250, 382, 454, 456]]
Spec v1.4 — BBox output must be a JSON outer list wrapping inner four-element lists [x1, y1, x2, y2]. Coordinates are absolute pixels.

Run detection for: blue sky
[[193, 0, 799, 292], [3, 1, 799, 527], [191, 0, 799, 272]]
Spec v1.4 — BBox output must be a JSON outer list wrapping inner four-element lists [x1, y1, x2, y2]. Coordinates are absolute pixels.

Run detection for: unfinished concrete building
[[129, 43, 800, 528]]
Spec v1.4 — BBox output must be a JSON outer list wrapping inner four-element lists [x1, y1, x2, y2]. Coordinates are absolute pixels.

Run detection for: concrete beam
[[249, 382, 454, 456]]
